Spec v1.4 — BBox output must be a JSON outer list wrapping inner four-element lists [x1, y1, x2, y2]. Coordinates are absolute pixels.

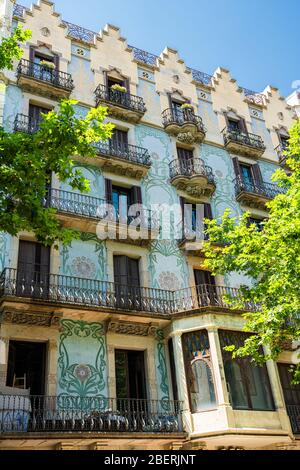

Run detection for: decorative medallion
[[71, 256, 96, 278], [41, 27, 51, 37], [74, 364, 92, 382], [158, 271, 181, 291]]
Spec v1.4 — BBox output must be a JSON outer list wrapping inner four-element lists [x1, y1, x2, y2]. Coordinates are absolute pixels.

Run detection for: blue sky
[[19, 0, 299, 97]]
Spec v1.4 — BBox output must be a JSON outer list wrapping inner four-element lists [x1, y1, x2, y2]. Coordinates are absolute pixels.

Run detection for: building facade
[[0, 0, 299, 450]]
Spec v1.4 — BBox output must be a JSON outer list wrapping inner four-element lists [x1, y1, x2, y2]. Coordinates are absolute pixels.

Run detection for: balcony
[[169, 157, 215, 198], [285, 405, 300, 435], [16, 59, 74, 99], [0, 395, 183, 435], [0, 267, 175, 316], [222, 127, 265, 158], [162, 108, 205, 143], [234, 177, 285, 209], [0, 267, 258, 317], [92, 140, 151, 179], [94, 84, 146, 123], [44, 189, 159, 245]]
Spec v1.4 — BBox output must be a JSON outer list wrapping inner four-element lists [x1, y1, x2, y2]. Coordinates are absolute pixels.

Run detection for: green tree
[[203, 120, 300, 381], [0, 100, 114, 246], [0, 26, 31, 70]]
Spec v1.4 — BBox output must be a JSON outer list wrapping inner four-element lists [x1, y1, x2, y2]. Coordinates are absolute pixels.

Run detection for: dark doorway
[[17, 240, 50, 298], [115, 350, 147, 400], [278, 363, 300, 434], [6, 340, 47, 395], [113, 255, 141, 310], [194, 269, 216, 306]]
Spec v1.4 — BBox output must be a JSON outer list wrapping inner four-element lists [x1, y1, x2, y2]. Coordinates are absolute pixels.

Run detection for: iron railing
[[0, 395, 183, 434], [92, 140, 151, 166], [241, 88, 265, 106], [14, 113, 42, 134], [169, 157, 215, 183], [222, 127, 265, 151], [0, 268, 258, 314], [162, 108, 205, 132], [234, 177, 286, 200], [130, 46, 158, 66], [285, 404, 300, 435], [17, 59, 74, 91], [189, 68, 213, 86], [44, 189, 158, 230], [0, 267, 175, 315], [94, 84, 146, 114]]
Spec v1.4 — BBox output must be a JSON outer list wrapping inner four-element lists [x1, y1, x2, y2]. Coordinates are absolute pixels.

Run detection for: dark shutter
[[128, 258, 140, 287], [131, 186, 142, 205], [105, 178, 113, 204], [252, 163, 263, 186], [112, 129, 128, 146], [113, 255, 128, 285], [239, 117, 248, 134], [194, 269, 215, 286], [53, 54, 60, 71], [204, 203, 213, 220], [124, 78, 130, 93], [29, 46, 35, 62], [223, 112, 229, 127], [232, 157, 242, 180], [17, 241, 50, 298]]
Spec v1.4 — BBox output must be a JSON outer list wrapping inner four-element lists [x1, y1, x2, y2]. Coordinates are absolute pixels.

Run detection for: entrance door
[[278, 363, 300, 434], [17, 241, 50, 298], [6, 340, 46, 395]]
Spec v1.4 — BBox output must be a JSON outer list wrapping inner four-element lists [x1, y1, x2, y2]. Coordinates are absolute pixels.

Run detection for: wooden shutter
[[177, 147, 193, 162], [128, 258, 140, 287], [204, 203, 213, 220], [29, 46, 35, 62], [232, 157, 242, 180], [105, 178, 113, 204], [194, 269, 215, 286], [124, 78, 130, 93], [252, 163, 263, 185], [131, 186, 142, 205], [53, 54, 60, 71], [239, 117, 248, 134], [113, 255, 128, 285], [112, 129, 128, 146]]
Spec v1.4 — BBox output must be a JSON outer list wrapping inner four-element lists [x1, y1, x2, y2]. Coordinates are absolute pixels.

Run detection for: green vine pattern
[[57, 319, 107, 410], [155, 329, 170, 410]]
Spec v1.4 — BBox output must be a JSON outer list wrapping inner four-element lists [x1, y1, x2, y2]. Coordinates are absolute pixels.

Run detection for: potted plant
[[39, 60, 55, 70], [110, 83, 127, 93], [180, 103, 194, 111]]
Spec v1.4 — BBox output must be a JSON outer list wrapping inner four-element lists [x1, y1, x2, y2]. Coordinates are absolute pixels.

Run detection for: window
[[182, 330, 217, 412], [180, 200, 212, 240], [248, 217, 264, 231], [194, 269, 216, 306], [280, 135, 289, 150], [110, 129, 128, 152], [219, 330, 275, 411], [240, 164, 253, 184], [228, 119, 241, 132], [17, 240, 50, 298], [29, 104, 51, 132], [105, 179, 142, 224], [113, 255, 140, 309], [107, 77, 125, 89]]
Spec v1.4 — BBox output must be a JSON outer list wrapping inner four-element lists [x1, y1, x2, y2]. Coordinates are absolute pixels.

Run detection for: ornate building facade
[[0, 0, 299, 450]]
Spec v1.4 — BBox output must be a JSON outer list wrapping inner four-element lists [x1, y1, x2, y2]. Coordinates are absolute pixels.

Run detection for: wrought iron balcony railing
[[0, 267, 175, 315], [169, 157, 214, 183], [92, 140, 151, 166], [285, 404, 300, 435], [14, 113, 42, 134], [17, 59, 74, 91], [94, 84, 146, 114], [222, 127, 265, 150], [173, 284, 258, 312], [44, 189, 158, 230], [0, 395, 183, 434], [0, 267, 258, 314], [162, 108, 205, 132], [234, 177, 285, 200]]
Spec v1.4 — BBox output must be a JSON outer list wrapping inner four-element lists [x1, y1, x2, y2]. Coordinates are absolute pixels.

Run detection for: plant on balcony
[[180, 103, 194, 111], [39, 60, 55, 70], [110, 84, 127, 93], [203, 121, 300, 384]]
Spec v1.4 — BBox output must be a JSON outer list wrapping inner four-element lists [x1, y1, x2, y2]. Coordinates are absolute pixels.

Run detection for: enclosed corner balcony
[[16, 59, 74, 99], [234, 177, 285, 209], [0, 395, 183, 435], [92, 140, 151, 179], [0, 267, 258, 316], [169, 158, 215, 198], [222, 127, 266, 158], [162, 108, 206, 143], [44, 188, 159, 245], [94, 84, 146, 123]]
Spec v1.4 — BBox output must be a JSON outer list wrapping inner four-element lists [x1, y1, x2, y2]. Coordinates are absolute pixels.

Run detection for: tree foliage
[[0, 26, 31, 70], [203, 120, 300, 382], [0, 100, 114, 246]]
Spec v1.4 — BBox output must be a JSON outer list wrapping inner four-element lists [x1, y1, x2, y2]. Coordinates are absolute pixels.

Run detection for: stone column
[[0, 337, 9, 387], [46, 338, 59, 396]]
